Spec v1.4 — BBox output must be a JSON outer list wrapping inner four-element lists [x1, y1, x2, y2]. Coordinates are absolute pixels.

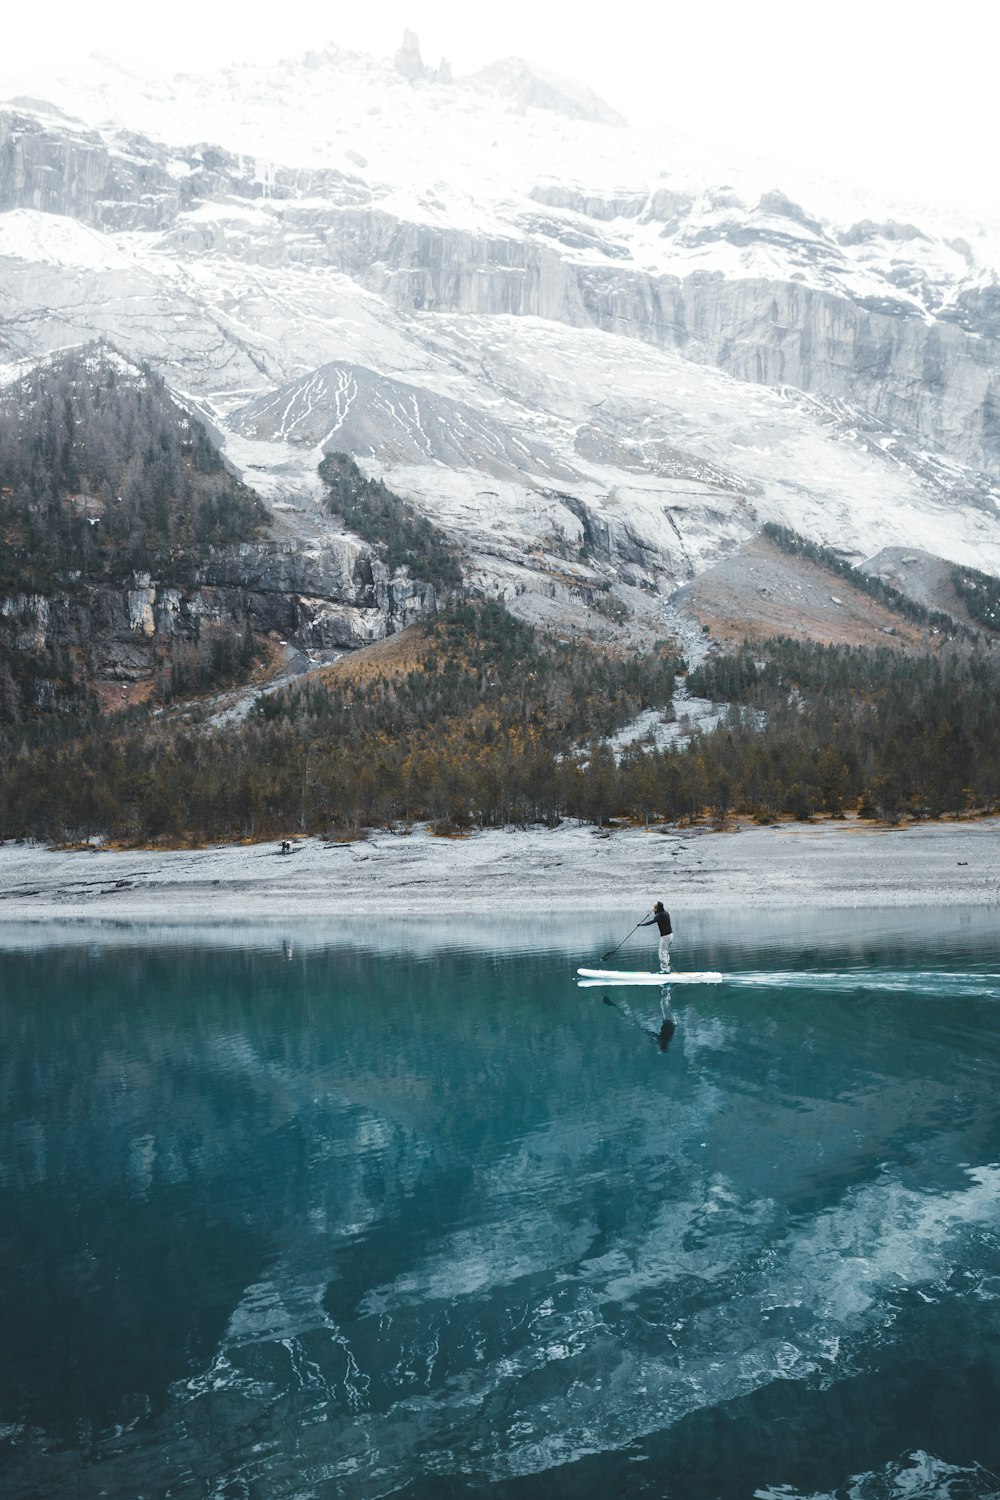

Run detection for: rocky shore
[[0, 816, 997, 926]]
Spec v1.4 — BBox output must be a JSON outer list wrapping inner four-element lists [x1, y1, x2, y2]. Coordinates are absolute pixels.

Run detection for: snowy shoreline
[[0, 817, 997, 927]]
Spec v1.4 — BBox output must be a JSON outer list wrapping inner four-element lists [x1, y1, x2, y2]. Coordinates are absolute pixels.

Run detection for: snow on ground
[[4, 45, 997, 258], [2, 86, 998, 583], [606, 683, 728, 761], [379, 315, 1000, 575], [3, 48, 1000, 628], [0, 208, 135, 270], [0, 818, 997, 928]]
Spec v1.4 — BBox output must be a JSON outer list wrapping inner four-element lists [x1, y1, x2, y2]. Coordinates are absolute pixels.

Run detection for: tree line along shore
[[3, 353, 999, 852], [2, 601, 999, 849]]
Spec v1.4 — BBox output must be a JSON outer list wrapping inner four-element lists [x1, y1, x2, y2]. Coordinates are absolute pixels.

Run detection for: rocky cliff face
[[199, 538, 437, 646], [278, 205, 995, 479], [574, 267, 1000, 477], [6, 127, 993, 477], [0, 105, 370, 232], [0, 345, 442, 718], [0, 538, 437, 715]]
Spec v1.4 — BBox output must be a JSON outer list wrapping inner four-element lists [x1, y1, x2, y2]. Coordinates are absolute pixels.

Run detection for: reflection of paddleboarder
[[656, 994, 677, 1051], [638, 901, 673, 973], [603, 989, 676, 1052]]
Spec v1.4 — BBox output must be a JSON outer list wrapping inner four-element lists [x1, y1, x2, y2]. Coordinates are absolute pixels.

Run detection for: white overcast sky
[[6, 0, 998, 218]]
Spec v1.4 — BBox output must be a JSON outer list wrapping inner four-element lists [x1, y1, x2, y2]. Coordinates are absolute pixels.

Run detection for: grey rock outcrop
[[474, 57, 627, 127], [528, 183, 647, 221], [0, 107, 370, 233], [571, 266, 1000, 475], [391, 31, 452, 87], [199, 538, 437, 645], [282, 202, 999, 476], [0, 109, 184, 231], [0, 535, 438, 711], [395, 30, 426, 83]]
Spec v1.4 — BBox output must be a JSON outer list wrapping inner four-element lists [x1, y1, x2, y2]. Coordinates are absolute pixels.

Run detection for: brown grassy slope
[[314, 626, 430, 688]]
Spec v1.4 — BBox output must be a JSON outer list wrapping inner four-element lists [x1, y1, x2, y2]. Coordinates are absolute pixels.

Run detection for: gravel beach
[[0, 817, 997, 926]]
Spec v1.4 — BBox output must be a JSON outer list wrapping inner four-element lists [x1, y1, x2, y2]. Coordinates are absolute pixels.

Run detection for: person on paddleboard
[[638, 901, 672, 973]]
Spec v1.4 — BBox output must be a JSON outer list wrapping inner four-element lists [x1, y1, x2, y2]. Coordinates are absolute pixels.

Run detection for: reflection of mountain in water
[[1, 931, 999, 1496]]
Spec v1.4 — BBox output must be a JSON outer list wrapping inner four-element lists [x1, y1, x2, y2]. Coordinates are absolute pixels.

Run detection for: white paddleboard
[[577, 968, 723, 985]]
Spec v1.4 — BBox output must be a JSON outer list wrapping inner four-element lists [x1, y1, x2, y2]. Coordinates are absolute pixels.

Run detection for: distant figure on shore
[[280, 840, 291, 856], [638, 901, 673, 972]]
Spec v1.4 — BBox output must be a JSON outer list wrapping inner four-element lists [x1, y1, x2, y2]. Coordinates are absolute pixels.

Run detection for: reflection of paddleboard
[[577, 967, 722, 985]]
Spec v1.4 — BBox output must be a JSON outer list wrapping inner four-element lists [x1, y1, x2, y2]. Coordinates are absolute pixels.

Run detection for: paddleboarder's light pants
[[639, 907, 673, 971]]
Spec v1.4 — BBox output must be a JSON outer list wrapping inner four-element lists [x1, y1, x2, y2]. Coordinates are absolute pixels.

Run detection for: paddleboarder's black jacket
[[639, 909, 672, 936]]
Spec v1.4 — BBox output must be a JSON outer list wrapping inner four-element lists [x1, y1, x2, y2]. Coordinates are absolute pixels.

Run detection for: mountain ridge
[[1, 36, 999, 668]]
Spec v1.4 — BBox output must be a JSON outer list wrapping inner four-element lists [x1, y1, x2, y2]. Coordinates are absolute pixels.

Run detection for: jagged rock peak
[[393, 30, 452, 86], [395, 29, 424, 82], [474, 56, 627, 127]]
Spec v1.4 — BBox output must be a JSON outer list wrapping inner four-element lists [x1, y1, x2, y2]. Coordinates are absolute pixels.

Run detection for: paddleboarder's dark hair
[[653, 900, 664, 911]]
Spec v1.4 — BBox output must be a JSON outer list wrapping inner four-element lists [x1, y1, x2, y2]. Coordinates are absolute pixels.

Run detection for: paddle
[[600, 911, 652, 963]]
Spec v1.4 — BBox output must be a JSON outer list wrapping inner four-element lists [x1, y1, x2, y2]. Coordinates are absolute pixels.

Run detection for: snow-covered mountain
[[2, 35, 999, 647]]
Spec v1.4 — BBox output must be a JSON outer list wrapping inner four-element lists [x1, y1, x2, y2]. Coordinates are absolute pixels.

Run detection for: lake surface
[[1, 908, 1000, 1499]]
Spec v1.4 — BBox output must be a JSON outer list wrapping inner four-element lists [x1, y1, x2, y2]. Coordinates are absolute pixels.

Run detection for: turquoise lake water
[[1, 908, 999, 1499]]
